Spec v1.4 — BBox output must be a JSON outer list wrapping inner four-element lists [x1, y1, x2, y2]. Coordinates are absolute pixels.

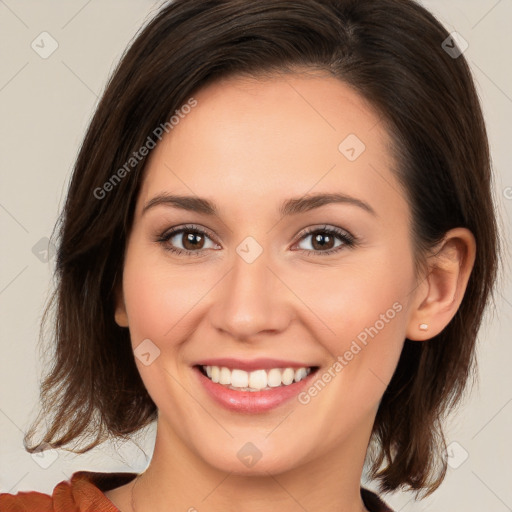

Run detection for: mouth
[[192, 362, 320, 413]]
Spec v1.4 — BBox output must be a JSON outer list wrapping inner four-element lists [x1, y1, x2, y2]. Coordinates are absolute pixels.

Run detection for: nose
[[209, 248, 293, 341]]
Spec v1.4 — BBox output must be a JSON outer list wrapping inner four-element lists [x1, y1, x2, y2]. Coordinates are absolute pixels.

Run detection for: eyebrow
[[142, 192, 377, 217]]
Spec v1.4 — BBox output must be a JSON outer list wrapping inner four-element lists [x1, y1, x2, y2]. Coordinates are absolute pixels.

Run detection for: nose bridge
[[210, 242, 291, 339]]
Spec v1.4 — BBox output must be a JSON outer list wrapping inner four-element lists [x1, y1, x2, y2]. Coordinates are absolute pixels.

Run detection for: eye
[[293, 225, 356, 256], [156, 224, 220, 257], [157, 223, 356, 257]]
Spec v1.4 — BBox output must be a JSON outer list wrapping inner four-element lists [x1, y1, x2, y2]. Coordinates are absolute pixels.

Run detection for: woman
[[0, 0, 499, 511]]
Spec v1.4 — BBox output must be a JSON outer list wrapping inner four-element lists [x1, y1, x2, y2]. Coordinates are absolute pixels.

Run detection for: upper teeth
[[203, 365, 312, 391]]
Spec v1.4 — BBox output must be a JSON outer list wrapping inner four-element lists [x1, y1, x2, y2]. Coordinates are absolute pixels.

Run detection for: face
[[115, 71, 420, 475]]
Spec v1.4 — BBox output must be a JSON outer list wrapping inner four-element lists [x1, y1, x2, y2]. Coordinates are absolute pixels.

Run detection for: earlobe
[[115, 306, 129, 327], [406, 228, 476, 341], [114, 285, 129, 328]]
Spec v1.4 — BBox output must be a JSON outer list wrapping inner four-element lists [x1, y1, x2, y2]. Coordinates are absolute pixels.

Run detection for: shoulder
[[0, 488, 52, 512], [361, 486, 395, 512], [0, 471, 137, 512]]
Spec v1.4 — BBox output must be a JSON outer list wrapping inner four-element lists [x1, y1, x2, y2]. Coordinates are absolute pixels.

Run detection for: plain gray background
[[0, 1, 511, 510]]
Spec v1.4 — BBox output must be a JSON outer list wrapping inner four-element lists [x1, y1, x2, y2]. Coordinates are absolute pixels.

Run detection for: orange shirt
[[0, 471, 394, 511]]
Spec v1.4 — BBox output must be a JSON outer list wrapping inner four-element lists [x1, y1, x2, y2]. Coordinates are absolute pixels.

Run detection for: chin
[[192, 434, 314, 476]]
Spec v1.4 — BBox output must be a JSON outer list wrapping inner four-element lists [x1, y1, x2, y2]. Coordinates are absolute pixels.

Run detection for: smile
[[193, 362, 320, 413], [200, 365, 314, 391]]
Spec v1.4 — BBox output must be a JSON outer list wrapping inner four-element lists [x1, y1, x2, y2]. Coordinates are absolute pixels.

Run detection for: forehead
[[137, 72, 406, 222]]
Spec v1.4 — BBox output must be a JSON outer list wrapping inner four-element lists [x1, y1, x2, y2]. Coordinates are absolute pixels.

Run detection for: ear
[[114, 279, 129, 328], [406, 227, 476, 341]]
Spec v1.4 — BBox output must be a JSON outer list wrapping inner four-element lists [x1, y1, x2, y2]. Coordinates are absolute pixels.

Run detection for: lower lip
[[193, 366, 317, 413]]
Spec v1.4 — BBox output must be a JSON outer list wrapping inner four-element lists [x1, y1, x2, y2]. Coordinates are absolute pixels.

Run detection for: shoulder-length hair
[[24, 0, 500, 498]]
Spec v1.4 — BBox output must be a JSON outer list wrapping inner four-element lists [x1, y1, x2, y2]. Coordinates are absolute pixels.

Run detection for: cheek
[[291, 246, 413, 345], [292, 246, 413, 404], [121, 247, 203, 346], [120, 246, 205, 407]]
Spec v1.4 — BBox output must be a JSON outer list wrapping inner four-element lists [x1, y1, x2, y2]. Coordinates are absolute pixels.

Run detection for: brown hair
[[24, 0, 500, 499]]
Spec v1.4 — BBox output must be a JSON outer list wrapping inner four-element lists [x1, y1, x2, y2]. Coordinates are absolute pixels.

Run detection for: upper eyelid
[[298, 224, 352, 236], [162, 224, 219, 243]]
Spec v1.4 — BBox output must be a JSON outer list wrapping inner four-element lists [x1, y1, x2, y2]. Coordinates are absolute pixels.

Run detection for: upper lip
[[194, 358, 318, 372]]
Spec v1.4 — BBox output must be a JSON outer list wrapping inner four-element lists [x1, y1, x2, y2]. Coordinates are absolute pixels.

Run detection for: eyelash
[[156, 223, 356, 258]]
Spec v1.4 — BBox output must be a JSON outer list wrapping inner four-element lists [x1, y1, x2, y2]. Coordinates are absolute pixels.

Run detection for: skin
[[106, 71, 476, 512]]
